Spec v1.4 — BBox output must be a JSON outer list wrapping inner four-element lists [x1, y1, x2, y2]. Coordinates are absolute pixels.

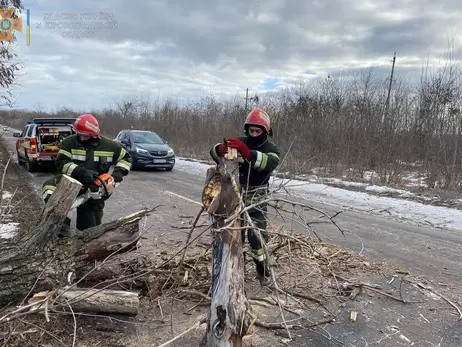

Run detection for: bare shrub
[[1, 44, 462, 191]]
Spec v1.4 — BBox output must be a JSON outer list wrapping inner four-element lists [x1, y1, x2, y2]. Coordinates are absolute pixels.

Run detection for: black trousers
[[75, 198, 105, 230], [243, 205, 269, 252], [242, 204, 270, 277]]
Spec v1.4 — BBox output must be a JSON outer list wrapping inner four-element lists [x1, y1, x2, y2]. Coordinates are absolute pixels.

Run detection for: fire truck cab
[[13, 117, 76, 172]]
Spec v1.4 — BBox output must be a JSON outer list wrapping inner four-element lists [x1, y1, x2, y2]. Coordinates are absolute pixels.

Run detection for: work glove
[[217, 143, 228, 156], [72, 166, 97, 185], [226, 138, 251, 160], [83, 170, 98, 186], [112, 170, 124, 183]]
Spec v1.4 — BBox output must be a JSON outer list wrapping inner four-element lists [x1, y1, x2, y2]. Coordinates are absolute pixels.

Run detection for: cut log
[[200, 148, 252, 346], [28, 288, 140, 316], [0, 171, 155, 306], [23, 174, 82, 250], [57, 288, 139, 315]]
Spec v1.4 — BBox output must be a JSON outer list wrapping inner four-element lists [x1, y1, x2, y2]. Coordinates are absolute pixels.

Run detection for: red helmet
[[244, 108, 271, 133], [73, 114, 100, 137]]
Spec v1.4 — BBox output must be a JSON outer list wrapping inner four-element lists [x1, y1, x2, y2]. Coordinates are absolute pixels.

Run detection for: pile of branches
[[137, 228, 385, 303]]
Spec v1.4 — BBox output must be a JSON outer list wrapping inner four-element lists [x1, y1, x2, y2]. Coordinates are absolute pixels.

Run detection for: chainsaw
[[70, 167, 120, 210]]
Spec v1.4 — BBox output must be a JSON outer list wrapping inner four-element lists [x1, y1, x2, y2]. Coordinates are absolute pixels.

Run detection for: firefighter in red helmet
[[209, 108, 281, 286], [41, 114, 132, 236]]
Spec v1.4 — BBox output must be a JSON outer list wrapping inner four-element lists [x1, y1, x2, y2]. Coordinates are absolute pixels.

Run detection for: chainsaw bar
[[70, 192, 92, 210], [70, 165, 116, 210]]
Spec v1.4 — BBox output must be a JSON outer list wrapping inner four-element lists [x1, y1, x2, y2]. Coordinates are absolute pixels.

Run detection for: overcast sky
[[8, 0, 462, 111]]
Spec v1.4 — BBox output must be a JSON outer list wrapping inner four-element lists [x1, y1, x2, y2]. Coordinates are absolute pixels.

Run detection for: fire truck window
[[27, 125, 35, 137]]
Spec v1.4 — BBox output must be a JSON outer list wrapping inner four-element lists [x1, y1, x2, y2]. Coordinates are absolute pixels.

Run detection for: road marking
[[164, 190, 202, 206]]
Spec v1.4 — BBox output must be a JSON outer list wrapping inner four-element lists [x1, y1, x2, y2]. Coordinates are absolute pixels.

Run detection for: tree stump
[[200, 148, 252, 346]]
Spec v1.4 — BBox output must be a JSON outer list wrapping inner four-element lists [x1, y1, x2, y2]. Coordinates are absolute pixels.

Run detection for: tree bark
[[0, 175, 154, 307], [54, 288, 139, 315], [26, 288, 139, 316], [201, 148, 252, 347], [24, 174, 82, 250]]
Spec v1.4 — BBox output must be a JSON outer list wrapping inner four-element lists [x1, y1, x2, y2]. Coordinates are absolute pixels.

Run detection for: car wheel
[[25, 154, 38, 172], [165, 166, 174, 171], [16, 150, 23, 165]]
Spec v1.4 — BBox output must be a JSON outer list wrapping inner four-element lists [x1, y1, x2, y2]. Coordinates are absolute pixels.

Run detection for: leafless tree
[[3, 43, 462, 192], [0, 0, 24, 107]]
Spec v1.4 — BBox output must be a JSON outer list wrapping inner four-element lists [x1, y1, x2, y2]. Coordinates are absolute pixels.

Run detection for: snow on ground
[[276, 173, 419, 197], [0, 222, 19, 239], [1, 190, 19, 239], [175, 158, 462, 232], [2, 191, 12, 199]]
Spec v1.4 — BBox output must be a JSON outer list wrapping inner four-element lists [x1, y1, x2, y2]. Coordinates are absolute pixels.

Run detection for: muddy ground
[[0, 139, 461, 347]]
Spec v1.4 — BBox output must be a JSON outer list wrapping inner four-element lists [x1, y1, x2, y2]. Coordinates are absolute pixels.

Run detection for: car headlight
[[136, 147, 149, 154], [167, 148, 174, 155]]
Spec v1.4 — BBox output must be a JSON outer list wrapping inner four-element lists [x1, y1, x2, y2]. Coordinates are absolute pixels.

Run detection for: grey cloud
[[359, 16, 451, 57], [33, 0, 462, 66], [11, 0, 462, 109]]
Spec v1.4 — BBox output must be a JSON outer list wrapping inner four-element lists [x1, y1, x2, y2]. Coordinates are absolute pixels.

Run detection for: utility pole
[[384, 52, 396, 121], [244, 88, 249, 111]]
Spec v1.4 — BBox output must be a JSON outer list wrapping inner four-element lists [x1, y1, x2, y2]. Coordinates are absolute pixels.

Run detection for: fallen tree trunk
[[0, 174, 154, 307], [200, 148, 252, 346]]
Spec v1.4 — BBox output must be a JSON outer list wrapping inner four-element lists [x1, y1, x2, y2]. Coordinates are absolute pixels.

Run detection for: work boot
[[255, 261, 272, 287], [259, 275, 272, 287], [58, 217, 71, 238]]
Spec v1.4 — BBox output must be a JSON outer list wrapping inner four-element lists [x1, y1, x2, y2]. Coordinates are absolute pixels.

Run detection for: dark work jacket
[[55, 134, 132, 177]]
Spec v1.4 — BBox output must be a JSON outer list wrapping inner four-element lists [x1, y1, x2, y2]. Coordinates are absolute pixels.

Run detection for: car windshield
[[131, 131, 164, 144]]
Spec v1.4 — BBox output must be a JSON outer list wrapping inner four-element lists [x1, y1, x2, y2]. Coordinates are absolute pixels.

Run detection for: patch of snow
[[0, 222, 19, 239], [175, 157, 462, 232], [362, 170, 376, 181], [1, 190, 18, 238], [401, 173, 427, 188], [365, 185, 415, 198], [176, 157, 212, 176], [320, 177, 369, 188], [291, 174, 319, 182], [2, 191, 12, 199], [335, 180, 368, 188]]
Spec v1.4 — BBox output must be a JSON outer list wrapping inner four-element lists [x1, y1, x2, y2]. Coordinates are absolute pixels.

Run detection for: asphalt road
[[2, 128, 461, 346]]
